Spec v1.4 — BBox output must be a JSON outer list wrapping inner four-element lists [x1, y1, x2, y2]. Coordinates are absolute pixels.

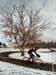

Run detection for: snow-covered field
[[0, 48, 56, 75], [0, 48, 20, 53], [0, 61, 56, 75], [5, 48, 56, 63], [9, 52, 56, 63], [0, 48, 52, 53], [0, 48, 56, 62]]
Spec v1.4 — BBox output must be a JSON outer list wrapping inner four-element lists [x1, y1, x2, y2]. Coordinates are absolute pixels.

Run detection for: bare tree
[[0, 4, 49, 56]]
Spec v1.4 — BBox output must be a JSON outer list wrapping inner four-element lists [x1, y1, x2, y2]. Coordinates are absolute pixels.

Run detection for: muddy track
[[0, 51, 56, 72]]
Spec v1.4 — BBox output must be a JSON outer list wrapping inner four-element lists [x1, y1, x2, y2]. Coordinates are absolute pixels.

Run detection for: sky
[[0, 0, 56, 44]]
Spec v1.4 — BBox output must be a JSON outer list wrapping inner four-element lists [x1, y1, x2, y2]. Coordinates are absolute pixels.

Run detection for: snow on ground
[[0, 48, 20, 53], [0, 48, 56, 75], [0, 48, 51, 53], [9, 52, 56, 63], [0, 48, 56, 63], [37, 48, 51, 53], [0, 61, 56, 75]]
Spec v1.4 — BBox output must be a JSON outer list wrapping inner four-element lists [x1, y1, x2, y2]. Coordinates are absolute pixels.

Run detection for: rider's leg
[[28, 54, 32, 61], [31, 54, 35, 62]]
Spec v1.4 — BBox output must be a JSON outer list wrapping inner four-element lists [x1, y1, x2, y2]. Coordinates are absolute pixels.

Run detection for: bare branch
[[0, 4, 49, 49]]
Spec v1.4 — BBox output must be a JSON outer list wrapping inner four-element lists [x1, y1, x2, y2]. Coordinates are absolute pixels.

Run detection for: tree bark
[[21, 51, 24, 56], [20, 47, 25, 56]]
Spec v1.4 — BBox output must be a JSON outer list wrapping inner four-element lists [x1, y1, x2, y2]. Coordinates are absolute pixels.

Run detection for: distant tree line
[[29, 41, 56, 48]]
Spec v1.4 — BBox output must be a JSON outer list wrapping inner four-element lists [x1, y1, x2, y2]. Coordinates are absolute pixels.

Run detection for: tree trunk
[[21, 51, 24, 56], [20, 48, 25, 56], [20, 42, 25, 56]]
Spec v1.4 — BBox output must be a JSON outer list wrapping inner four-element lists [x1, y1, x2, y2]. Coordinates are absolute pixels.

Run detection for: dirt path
[[0, 51, 56, 72]]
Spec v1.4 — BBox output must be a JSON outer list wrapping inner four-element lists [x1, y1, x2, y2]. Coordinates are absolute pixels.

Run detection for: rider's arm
[[35, 51, 40, 57]]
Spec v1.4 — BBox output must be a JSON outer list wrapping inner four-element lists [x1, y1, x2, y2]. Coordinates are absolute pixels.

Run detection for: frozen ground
[[0, 61, 56, 75], [0, 48, 56, 75], [0, 48, 56, 62], [0, 48, 51, 53], [9, 50, 56, 63], [0, 48, 20, 53]]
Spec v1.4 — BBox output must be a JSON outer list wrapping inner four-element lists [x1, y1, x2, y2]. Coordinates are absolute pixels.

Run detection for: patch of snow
[[37, 48, 51, 53], [0, 48, 52, 53], [0, 48, 20, 53], [0, 61, 55, 75], [9, 52, 56, 63]]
